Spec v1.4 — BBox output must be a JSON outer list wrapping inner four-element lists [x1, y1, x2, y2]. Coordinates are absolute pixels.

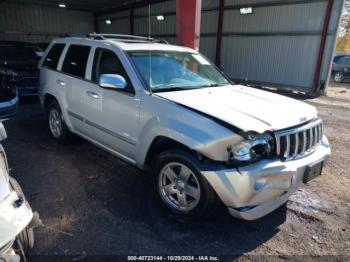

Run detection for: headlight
[[227, 133, 274, 164]]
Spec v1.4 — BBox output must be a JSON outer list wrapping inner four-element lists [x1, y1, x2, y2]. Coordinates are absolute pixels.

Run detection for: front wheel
[[334, 72, 344, 83], [153, 150, 218, 222]]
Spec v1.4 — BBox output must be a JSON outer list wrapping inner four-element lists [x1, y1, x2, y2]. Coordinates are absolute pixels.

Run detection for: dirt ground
[[2, 83, 350, 261]]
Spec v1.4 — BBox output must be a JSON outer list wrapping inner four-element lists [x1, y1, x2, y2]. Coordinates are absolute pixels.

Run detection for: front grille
[[274, 119, 323, 161]]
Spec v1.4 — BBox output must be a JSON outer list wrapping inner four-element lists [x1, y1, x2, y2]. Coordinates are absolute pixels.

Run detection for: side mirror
[[99, 74, 127, 90]]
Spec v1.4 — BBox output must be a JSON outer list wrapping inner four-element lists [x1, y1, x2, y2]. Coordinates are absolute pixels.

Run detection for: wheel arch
[[43, 93, 59, 115], [143, 136, 199, 169]]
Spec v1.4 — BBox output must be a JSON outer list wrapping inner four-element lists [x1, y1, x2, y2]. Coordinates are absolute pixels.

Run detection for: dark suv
[[332, 55, 350, 83], [0, 42, 40, 96]]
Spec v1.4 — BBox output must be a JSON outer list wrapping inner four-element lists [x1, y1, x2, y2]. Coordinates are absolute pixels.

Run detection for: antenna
[[148, 3, 152, 94]]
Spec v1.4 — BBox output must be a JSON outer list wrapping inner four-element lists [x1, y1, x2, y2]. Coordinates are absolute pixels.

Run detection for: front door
[[82, 47, 141, 162]]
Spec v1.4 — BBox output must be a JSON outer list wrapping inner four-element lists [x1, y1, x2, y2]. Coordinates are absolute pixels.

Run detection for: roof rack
[[59, 33, 169, 44], [87, 33, 169, 44]]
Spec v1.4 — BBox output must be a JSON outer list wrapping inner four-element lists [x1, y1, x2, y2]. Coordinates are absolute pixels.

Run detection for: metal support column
[[312, 0, 334, 95], [176, 0, 202, 50], [215, 0, 225, 67]]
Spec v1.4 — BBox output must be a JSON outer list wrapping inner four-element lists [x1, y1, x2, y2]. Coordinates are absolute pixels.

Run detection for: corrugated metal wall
[[97, 11, 131, 35], [95, 0, 343, 93], [0, 2, 94, 43], [96, 1, 176, 42], [200, 0, 344, 92]]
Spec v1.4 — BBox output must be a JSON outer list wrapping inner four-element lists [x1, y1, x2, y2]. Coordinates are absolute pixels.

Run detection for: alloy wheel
[[158, 162, 201, 212], [49, 108, 63, 138], [334, 72, 343, 82]]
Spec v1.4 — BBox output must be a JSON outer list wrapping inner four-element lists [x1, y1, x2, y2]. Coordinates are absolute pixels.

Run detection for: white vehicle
[[39, 34, 330, 221], [0, 123, 38, 261]]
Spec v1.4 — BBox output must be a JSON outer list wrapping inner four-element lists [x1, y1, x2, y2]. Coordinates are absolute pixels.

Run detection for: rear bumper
[[201, 136, 331, 220], [0, 97, 18, 119]]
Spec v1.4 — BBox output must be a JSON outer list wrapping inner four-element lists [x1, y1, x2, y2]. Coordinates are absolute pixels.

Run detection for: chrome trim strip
[[302, 130, 307, 153], [68, 111, 136, 146], [275, 136, 281, 156], [284, 135, 290, 158], [275, 119, 322, 136], [309, 128, 313, 149], [293, 132, 298, 157]]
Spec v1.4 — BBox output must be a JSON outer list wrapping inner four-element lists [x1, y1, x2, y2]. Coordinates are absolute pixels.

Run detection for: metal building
[[0, 0, 345, 95]]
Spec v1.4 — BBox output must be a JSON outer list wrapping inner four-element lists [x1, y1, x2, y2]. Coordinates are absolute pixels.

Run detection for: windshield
[[0, 45, 38, 62], [128, 51, 230, 92]]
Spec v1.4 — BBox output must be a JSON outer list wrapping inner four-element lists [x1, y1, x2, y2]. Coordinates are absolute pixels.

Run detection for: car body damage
[[155, 85, 318, 134], [0, 122, 40, 261], [39, 35, 330, 220]]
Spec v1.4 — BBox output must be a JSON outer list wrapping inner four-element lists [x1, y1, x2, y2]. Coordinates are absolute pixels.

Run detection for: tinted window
[[0, 45, 38, 62], [43, 44, 65, 69], [92, 48, 130, 85], [338, 56, 350, 65], [62, 45, 91, 78]]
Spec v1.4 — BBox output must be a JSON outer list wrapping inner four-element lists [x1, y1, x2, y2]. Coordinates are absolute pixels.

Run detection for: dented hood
[[155, 85, 317, 133]]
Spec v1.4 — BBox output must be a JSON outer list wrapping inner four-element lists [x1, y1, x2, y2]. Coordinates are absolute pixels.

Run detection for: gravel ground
[[2, 84, 350, 261]]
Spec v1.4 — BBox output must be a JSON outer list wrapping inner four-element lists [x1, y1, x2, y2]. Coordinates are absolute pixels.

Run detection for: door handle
[[56, 79, 65, 86], [86, 91, 100, 99]]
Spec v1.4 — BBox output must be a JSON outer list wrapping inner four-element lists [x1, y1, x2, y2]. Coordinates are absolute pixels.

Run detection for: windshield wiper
[[203, 83, 227, 87], [152, 87, 198, 93], [152, 83, 228, 93]]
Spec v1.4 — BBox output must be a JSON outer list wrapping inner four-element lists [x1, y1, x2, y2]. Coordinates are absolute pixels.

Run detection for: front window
[[128, 51, 230, 92]]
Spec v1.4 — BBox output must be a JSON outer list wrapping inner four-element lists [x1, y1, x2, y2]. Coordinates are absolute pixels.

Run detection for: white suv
[[39, 34, 330, 221]]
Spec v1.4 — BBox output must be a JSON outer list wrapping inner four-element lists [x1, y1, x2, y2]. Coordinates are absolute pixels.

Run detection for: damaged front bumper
[[201, 136, 331, 220]]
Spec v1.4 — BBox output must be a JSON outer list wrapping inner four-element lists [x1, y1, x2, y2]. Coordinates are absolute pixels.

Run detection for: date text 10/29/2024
[[127, 256, 220, 261]]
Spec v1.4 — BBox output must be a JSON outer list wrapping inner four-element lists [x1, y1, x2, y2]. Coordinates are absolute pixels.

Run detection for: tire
[[153, 149, 218, 222], [334, 72, 344, 83], [47, 100, 72, 144], [9, 177, 35, 253]]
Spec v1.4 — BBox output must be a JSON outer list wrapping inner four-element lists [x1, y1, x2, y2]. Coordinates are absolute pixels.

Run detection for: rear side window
[[43, 44, 65, 69], [62, 45, 91, 79]]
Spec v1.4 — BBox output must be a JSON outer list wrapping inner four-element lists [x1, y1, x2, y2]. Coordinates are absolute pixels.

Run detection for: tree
[[336, 0, 350, 54]]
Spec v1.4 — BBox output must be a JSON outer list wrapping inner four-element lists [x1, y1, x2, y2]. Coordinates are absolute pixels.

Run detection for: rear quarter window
[[62, 45, 91, 79], [43, 44, 65, 70]]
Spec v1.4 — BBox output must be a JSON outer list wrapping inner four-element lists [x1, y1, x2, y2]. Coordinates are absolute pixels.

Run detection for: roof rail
[[87, 33, 169, 44], [59, 33, 169, 44]]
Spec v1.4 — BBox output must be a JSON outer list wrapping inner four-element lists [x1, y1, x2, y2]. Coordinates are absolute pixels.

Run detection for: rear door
[[60, 44, 92, 133], [40, 43, 65, 103]]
